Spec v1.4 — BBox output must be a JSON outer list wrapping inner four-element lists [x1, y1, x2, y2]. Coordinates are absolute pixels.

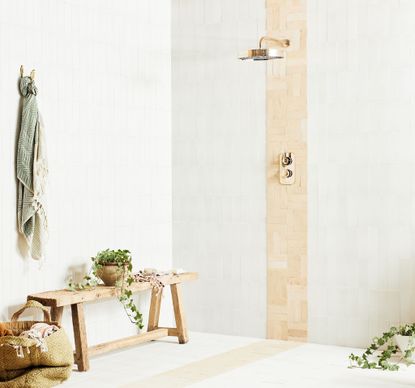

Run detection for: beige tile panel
[[268, 268, 288, 306], [267, 315, 289, 339], [266, 0, 307, 341]]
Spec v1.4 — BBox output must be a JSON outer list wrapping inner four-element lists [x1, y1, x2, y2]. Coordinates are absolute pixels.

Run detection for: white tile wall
[[172, 0, 267, 337], [309, 0, 415, 347], [0, 0, 172, 346]]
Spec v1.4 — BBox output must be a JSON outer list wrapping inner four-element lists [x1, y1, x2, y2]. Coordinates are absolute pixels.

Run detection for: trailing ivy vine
[[349, 324, 415, 371]]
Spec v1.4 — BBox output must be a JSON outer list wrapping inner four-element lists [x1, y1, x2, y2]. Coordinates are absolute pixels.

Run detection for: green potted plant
[[92, 249, 132, 286], [68, 249, 143, 329], [349, 323, 415, 370]]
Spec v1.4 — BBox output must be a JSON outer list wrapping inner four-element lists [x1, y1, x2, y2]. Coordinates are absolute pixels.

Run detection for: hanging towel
[[17, 76, 48, 260]]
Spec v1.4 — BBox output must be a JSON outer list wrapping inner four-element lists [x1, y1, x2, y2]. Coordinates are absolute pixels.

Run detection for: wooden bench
[[27, 272, 198, 372]]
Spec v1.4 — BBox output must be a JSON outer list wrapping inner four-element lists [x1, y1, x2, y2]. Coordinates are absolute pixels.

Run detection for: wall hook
[[19, 65, 35, 80]]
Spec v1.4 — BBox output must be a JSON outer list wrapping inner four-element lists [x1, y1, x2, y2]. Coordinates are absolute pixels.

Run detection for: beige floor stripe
[[122, 340, 302, 388]]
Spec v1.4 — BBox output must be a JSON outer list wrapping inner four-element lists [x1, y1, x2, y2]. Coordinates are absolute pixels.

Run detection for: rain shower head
[[239, 36, 290, 61]]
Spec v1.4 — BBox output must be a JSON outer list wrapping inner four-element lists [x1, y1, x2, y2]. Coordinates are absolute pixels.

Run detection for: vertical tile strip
[[266, 0, 307, 341]]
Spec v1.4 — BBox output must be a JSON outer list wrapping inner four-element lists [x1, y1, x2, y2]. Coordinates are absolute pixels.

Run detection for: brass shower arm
[[259, 36, 290, 49]]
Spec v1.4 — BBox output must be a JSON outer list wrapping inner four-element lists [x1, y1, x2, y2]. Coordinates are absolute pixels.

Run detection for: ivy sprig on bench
[[117, 269, 144, 330]]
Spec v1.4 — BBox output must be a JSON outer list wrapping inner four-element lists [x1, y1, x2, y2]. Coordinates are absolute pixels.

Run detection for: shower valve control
[[281, 155, 292, 167], [279, 152, 295, 185]]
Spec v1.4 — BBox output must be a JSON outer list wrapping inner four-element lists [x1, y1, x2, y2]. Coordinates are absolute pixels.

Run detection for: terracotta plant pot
[[96, 263, 126, 286]]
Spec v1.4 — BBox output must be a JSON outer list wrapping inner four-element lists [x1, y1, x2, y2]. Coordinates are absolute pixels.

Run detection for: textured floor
[[63, 332, 415, 387]]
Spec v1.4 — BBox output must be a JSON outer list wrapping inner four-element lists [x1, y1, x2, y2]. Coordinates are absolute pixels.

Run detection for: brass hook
[[19, 65, 35, 80]]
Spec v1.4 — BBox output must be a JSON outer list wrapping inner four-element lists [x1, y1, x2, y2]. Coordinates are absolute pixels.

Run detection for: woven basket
[[0, 300, 73, 387]]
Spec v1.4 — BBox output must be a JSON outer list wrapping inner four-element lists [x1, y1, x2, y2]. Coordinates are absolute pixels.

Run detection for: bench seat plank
[[28, 272, 198, 307]]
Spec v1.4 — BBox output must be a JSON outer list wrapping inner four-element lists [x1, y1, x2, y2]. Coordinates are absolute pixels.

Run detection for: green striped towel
[[17, 76, 48, 260]]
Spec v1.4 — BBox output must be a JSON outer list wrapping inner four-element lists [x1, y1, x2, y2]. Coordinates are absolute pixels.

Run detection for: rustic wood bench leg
[[71, 303, 90, 371], [50, 306, 64, 325], [147, 288, 162, 331], [170, 283, 188, 344]]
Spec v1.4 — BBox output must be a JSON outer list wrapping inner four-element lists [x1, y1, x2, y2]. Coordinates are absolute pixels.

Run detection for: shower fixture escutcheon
[[239, 36, 290, 61]]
